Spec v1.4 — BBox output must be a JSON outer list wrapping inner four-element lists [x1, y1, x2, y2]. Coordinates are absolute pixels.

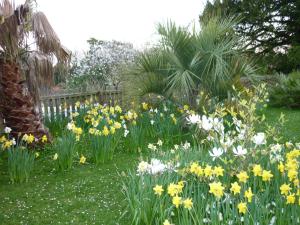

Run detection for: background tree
[[68, 38, 137, 91], [200, 0, 300, 73], [0, 0, 69, 140]]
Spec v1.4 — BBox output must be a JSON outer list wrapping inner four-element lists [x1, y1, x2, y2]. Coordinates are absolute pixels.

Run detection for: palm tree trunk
[[0, 60, 50, 142], [0, 115, 3, 131]]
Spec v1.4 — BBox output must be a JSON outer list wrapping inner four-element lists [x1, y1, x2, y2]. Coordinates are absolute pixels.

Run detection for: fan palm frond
[[124, 17, 255, 104]]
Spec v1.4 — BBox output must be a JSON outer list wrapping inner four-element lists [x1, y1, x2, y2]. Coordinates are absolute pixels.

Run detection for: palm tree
[[0, 0, 70, 141], [124, 17, 255, 105]]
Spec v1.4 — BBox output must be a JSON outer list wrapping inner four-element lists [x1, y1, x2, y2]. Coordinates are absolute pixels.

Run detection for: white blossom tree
[[68, 38, 138, 91]]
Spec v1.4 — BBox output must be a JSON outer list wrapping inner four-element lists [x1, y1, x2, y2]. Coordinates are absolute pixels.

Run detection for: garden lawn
[[0, 153, 138, 225], [262, 107, 300, 142], [0, 107, 299, 225]]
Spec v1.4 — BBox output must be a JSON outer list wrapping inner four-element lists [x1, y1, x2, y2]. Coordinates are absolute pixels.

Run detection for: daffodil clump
[[124, 143, 300, 225], [61, 100, 188, 166], [122, 86, 299, 225], [0, 128, 48, 183]]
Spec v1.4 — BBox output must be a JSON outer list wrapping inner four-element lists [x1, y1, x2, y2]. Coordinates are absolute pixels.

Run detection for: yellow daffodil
[[280, 183, 291, 196], [286, 194, 296, 204], [183, 198, 193, 210], [237, 171, 249, 183], [172, 195, 182, 208], [230, 182, 241, 195], [0, 136, 7, 143], [113, 122, 122, 129], [142, 102, 148, 110], [75, 101, 80, 108], [288, 170, 298, 182], [252, 164, 262, 176], [209, 182, 225, 198], [2, 140, 13, 149], [168, 183, 180, 197], [278, 162, 285, 173], [237, 202, 247, 214], [244, 187, 254, 203], [204, 165, 213, 177], [110, 127, 116, 134], [41, 135, 48, 143], [24, 134, 35, 144], [79, 155, 86, 164], [213, 166, 224, 177], [115, 105, 122, 113], [102, 126, 110, 136], [153, 185, 164, 196], [262, 170, 273, 182]]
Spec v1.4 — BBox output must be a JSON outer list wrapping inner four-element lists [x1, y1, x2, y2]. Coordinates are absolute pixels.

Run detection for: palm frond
[[0, 0, 14, 17], [31, 11, 70, 62]]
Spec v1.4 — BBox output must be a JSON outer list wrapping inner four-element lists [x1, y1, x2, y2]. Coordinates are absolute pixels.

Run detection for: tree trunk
[[0, 114, 3, 131], [0, 60, 51, 142]]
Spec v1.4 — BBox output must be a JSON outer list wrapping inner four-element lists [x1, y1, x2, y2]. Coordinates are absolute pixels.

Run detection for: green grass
[[0, 152, 139, 225], [0, 107, 299, 225], [262, 106, 300, 142]]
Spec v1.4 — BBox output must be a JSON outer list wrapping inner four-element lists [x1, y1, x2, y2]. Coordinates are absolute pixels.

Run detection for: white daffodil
[[201, 115, 213, 131], [137, 161, 150, 174], [157, 139, 163, 146], [67, 122, 75, 130], [4, 127, 12, 134], [232, 145, 247, 156], [149, 159, 166, 175], [183, 141, 191, 150], [186, 114, 201, 124], [11, 138, 16, 146], [148, 143, 157, 151], [53, 153, 58, 160], [252, 132, 266, 145], [209, 147, 224, 160], [124, 130, 129, 137]]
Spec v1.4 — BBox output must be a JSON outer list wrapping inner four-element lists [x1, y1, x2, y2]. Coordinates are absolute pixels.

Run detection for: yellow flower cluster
[[153, 181, 193, 210], [79, 104, 130, 138], [278, 149, 300, 205], [189, 162, 224, 178]]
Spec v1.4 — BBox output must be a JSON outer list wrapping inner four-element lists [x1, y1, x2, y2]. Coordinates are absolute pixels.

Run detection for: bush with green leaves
[[269, 71, 300, 108]]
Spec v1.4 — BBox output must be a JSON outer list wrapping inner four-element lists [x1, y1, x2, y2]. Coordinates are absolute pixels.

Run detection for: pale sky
[[17, 0, 206, 51]]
